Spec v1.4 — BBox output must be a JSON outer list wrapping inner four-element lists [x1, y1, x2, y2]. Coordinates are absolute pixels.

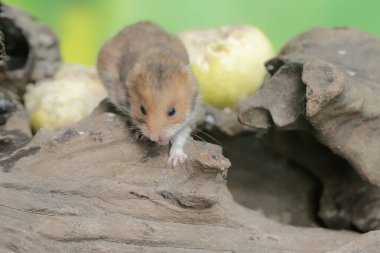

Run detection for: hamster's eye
[[140, 105, 147, 115], [168, 107, 176, 117]]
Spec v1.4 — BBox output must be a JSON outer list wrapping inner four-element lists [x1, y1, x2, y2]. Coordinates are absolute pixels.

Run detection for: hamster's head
[[126, 56, 198, 145]]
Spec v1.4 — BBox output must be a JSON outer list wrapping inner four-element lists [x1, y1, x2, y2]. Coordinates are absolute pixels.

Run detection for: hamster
[[97, 21, 199, 166]]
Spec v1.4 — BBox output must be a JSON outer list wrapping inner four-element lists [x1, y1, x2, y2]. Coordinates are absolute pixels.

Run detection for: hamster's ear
[[179, 64, 194, 80], [182, 64, 193, 73], [128, 62, 145, 88], [181, 64, 198, 89]]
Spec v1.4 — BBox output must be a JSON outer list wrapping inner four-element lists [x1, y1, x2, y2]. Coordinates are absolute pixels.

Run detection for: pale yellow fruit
[[180, 25, 275, 109], [24, 64, 107, 131]]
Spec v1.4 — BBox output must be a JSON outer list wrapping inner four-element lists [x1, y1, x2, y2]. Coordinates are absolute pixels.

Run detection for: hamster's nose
[[149, 134, 168, 145], [148, 132, 160, 142], [149, 136, 158, 142]]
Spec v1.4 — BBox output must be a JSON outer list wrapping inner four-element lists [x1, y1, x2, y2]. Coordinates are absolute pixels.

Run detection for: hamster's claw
[[168, 149, 188, 167]]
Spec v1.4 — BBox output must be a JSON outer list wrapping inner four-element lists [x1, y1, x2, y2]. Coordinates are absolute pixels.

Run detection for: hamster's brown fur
[[97, 21, 199, 165]]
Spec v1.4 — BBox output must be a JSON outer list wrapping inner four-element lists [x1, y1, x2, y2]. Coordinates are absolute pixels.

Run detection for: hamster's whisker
[[190, 132, 209, 143], [193, 129, 221, 145]]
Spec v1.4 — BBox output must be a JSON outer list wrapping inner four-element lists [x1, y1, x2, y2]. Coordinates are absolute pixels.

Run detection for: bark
[[0, 3, 61, 98], [237, 28, 380, 232], [1, 112, 379, 252], [239, 27, 380, 186], [0, 31, 4, 61]]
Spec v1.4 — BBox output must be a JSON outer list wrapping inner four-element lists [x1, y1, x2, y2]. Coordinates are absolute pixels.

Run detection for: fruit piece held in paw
[[168, 149, 188, 166]]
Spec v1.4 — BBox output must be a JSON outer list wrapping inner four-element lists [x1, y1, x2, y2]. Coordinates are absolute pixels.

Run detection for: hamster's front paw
[[168, 148, 188, 167]]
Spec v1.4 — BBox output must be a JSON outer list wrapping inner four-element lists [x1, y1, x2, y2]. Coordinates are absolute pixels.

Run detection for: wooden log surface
[[0, 112, 378, 253]]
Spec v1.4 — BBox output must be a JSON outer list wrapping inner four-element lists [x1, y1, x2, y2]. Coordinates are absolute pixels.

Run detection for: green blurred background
[[4, 0, 380, 66]]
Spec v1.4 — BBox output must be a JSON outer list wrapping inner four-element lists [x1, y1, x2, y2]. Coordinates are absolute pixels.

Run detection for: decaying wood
[[1, 112, 379, 252], [0, 3, 61, 98], [239, 28, 380, 186], [0, 98, 31, 159], [236, 27, 380, 232], [0, 31, 4, 61], [263, 130, 380, 232]]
